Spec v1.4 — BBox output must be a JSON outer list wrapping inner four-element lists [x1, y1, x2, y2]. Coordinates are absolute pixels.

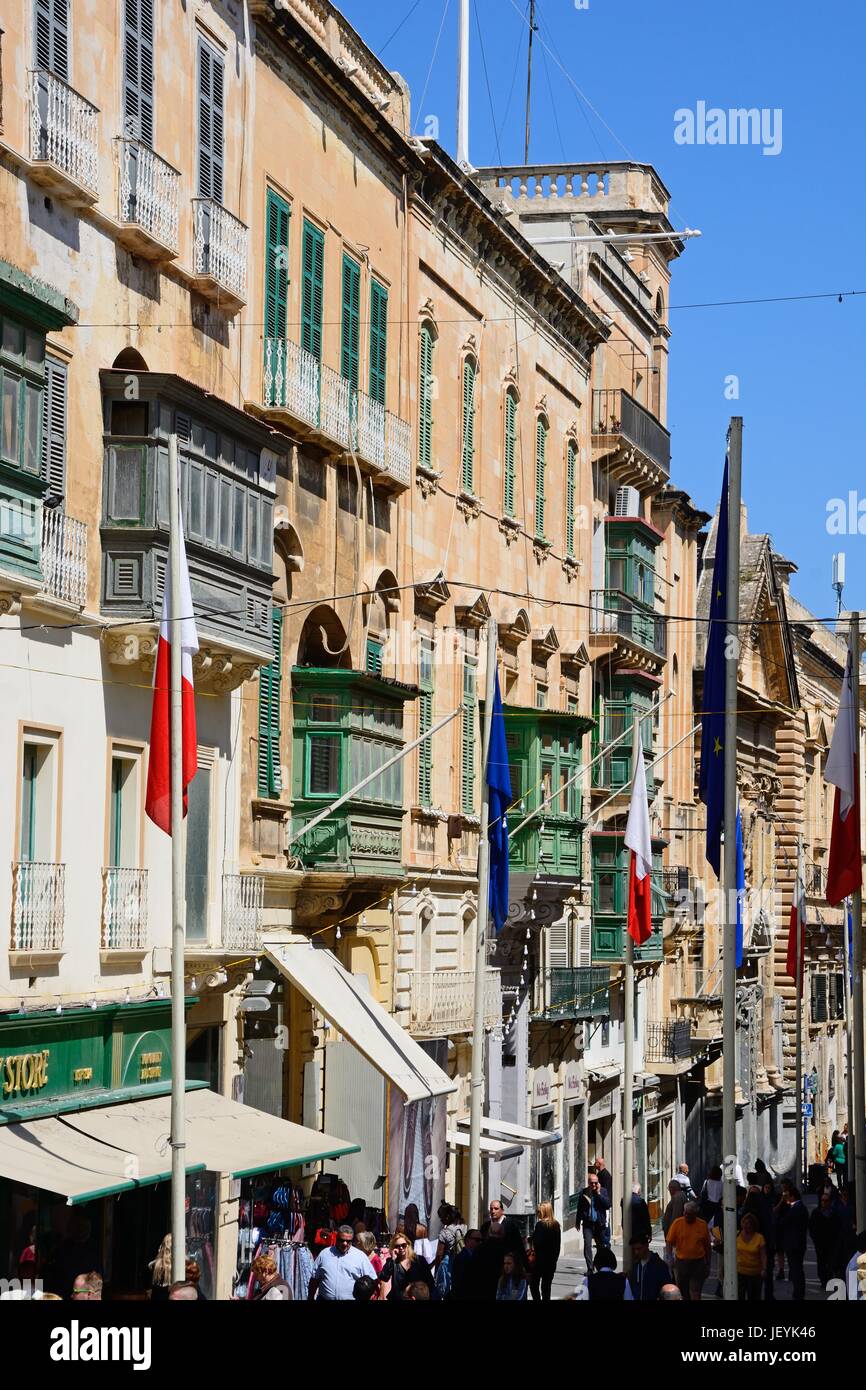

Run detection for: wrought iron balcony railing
[[222, 873, 265, 951], [409, 968, 501, 1036], [592, 388, 670, 475], [533, 966, 610, 1022], [590, 589, 667, 658], [40, 508, 87, 608], [11, 861, 65, 952], [192, 198, 248, 305], [102, 867, 148, 950], [29, 69, 99, 200], [645, 1019, 693, 1064], [116, 138, 180, 256]]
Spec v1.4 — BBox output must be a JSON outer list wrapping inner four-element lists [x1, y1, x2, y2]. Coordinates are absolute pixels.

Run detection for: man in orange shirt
[[665, 1201, 711, 1301]]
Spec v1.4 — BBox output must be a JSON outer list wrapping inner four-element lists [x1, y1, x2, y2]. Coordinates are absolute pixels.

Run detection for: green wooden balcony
[[501, 705, 593, 878], [591, 700, 655, 795], [532, 966, 611, 1022], [591, 844, 669, 962], [291, 667, 418, 877]]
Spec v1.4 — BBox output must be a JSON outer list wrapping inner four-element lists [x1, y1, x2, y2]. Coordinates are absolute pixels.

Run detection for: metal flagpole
[[722, 417, 742, 1300], [795, 838, 803, 1188], [523, 0, 536, 163], [845, 898, 854, 1191], [850, 612, 866, 1229], [468, 615, 498, 1228], [621, 722, 639, 1275], [456, 0, 470, 168], [168, 434, 187, 1284]]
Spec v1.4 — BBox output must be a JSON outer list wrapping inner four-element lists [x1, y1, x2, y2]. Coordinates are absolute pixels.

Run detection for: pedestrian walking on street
[[434, 1203, 467, 1298], [665, 1201, 711, 1301], [674, 1163, 696, 1201], [577, 1170, 612, 1275], [736, 1212, 766, 1302], [627, 1234, 671, 1301], [659, 1284, 683, 1301], [776, 1186, 809, 1300], [591, 1157, 613, 1248], [412, 1223, 437, 1266], [529, 1201, 561, 1302], [149, 1234, 172, 1302], [577, 1248, 633, 1301], [809, 1189, 844, 1289], [481, 1198, 524, 1258], [697, 1165, 723, 1226], [380, 1232, 435, 1301], [662, 1179, 687, 1239], [250, 1254, 292, 1301], [450, 1230, 484, 1301], [308, 1224, 377, 1301], [496, 1250, 528, 1301], [627, 1183, 653, 1244]]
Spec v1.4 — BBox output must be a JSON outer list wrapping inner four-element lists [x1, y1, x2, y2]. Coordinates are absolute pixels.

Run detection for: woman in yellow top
[[736, 1212, 767, 1301]]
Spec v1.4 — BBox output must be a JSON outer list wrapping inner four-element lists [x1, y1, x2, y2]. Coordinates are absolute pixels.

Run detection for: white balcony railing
[[409, 968, 501, 1036], [102, 867, 148, 950], [385, 413, 411, 486], [40, 508, 87, 607], [117, 138, 180, 253], [192, 199, 248, 303], [29, 69, 99, 197], [355, 393, 385, 470], [263, 338, 320, 427], [11, 861, 65, 952], [320, 365, 352, 450], [222, 873, 264, 951]]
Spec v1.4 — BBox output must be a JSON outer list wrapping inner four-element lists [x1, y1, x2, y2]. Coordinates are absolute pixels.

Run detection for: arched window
[[461, 355, 477, 493], [534, 415, 548, 539], [503, 387, 518, 517], [418, 322, 435, 469], [565, 437, 577, 558], [655, 289, 665, 325]]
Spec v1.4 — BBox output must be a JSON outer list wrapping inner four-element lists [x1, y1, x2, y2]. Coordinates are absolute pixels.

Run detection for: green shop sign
[[0, 999, 195, 1124]]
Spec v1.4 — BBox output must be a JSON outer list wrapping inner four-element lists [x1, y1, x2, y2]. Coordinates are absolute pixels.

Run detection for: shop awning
[[266, 942, 456, 1105], [64, 1089, 359, 1183], [447, 1130, 523, 1161], [456, 1117, 562, 1149], [588, 1063, 621, 1085], [0, 1091, 358, 1204]]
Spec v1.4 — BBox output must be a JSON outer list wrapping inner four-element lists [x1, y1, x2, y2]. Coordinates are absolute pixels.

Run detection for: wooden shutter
[[365, 638, 383, 676], [263, 188, 290, 341], [547, 918, 571, 970], [461, 658, 476, 814], [566, 439, 576, 557], [535, 416, 547, 538], [369, 280, 388, 406], [340, 255, 360, 388], [301, 221, 325, 361], [417, 638, 434, 807], [41, 355, 67, 498], [197, 38, 225, 203], [576, 914, 592, 967], [461, 357, 476, 493], [122, 0, 155, 145], [503, 389, 516, 517], [418, 325, 433, 468], [257, 606, 282, 798], [35, 0, 69, 80]]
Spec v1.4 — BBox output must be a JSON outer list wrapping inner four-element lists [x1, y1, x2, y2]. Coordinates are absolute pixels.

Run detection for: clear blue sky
[[338, 0, 866, 621]]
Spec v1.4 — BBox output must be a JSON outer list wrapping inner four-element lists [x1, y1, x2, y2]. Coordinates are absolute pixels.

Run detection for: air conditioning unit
[[614, 485, 640, 517]]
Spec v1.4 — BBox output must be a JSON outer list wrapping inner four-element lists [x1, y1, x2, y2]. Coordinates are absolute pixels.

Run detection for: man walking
[[776, 1186, 809, 1300], [674, 1163, 696, 1201], [577, 1171, 611, 1275], [628, 1234, 671, 1301], [308, 1225, 377, 1300], [591, 1157, 613, 1249], [665, 1200, 711, 1301]]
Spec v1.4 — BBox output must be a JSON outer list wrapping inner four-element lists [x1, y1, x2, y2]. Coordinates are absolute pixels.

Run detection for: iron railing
[[222, 873, 264, 951], [29, 69, 99, 195], [592, 388, 670, 474], [40, 509, 87, 607], [590, 589, 667, 658], [192, 198, 248, 302], [533, 966, 610, 1022], [645, 1019, 693, 1063], [116, 138, 180, 252], [102, 867, 148, 950], [410, 968, 501, 1036], [11, 861, 65, 951]]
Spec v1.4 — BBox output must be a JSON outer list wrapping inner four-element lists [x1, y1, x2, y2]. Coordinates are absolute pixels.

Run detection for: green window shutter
[[503, 389, 517, 517], [35, 0, 69, 80], [418, 325, 434, 468], [535, 417, 547, 538], [365, 637, 383, 676], [369, 280, 388, 406], [122, 0, 155, 146], [263, 189, 290, 342], [301, 221, 325, 361], [461, 659, 477, 814], [417, 690, 433, 806], [41, 355, 66, 498], [197, 38, 225, 202], [461, 357, 476, 493], [566, 439, 576, 557], [257, 606, 283, 798], [340, 255, 361, 389]]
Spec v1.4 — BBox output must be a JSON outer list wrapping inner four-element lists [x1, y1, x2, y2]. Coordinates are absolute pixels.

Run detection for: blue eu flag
[[487, 670, 512, 933], [735, 807, 745, 968], [699, 459, 729, 878]]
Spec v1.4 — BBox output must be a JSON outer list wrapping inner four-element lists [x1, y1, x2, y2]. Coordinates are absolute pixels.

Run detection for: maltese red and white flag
[[145, 522, 198, 835], [625, 739, 653, 945], [825, 646, 861, 906]]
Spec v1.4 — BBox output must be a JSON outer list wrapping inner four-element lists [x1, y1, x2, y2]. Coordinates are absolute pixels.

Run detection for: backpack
[[450, 1225, 466, 1256]]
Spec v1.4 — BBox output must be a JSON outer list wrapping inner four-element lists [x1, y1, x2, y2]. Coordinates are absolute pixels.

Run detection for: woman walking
[[736, 1212, 766, 1301], [529, 1201, 561, 1301], [380, 1232, 434, 1301]]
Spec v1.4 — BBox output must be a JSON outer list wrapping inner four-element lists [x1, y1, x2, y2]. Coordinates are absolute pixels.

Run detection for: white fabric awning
[[266, 942, 456, 1105], [447, 1129, 523, 1161], [588, 1063, 621, 1085], [0, 1090, 358, 1203], [456, 1117, 562, 1149]]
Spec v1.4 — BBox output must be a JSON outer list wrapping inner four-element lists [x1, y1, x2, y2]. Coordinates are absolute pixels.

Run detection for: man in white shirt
[[845, 1231, 866, 1299], [308, 1225, 377, 1301], [674, 1163, 696, 1200]]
